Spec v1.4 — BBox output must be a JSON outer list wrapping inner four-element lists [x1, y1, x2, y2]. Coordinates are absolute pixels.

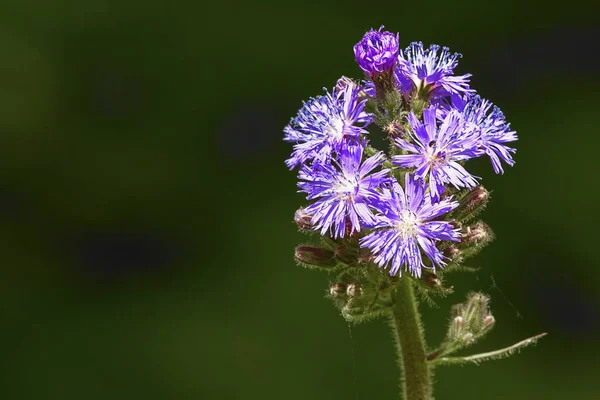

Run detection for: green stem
[[389, 277, 432, 400]]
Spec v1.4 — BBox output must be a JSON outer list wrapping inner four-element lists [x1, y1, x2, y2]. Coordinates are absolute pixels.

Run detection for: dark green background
[[0, 1, 598, 399]]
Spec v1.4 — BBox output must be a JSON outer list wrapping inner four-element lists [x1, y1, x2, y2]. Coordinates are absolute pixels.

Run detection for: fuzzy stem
[[389, 277, 432, 400], [432, 332, 547, 367]]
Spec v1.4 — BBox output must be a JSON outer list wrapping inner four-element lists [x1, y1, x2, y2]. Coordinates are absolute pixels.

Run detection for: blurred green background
[[0, 1, 598, 399]]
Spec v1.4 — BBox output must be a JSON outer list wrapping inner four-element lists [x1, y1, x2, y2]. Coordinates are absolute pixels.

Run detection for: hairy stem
[[389, 277, 432, 400], [432, 332, 547, 367]]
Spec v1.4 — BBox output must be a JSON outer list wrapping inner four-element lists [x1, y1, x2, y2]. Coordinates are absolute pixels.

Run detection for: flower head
[[360, 174, 460, 277], [354, 27, 399, 76], [298, 146, 390, 238], [284, 81, 372, 169], [454, 95, 518, 174], [395, 42, 473, 98], [393, 106, 481, 201]]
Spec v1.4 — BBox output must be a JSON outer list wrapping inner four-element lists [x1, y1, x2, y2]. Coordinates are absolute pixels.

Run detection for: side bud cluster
[[438, 186, 494, 273], [446, 292, 495, 348], [327, 273, 395, 323]]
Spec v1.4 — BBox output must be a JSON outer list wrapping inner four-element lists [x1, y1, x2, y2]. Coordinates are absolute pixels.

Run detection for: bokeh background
[[1, 1, 598, 399]]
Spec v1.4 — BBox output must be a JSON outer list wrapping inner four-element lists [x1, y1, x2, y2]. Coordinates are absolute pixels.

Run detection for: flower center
[[425, 145, 449, 168], [334, 177, 359, 202], [395, 209, 420, 239], [325, 118, 345, 140]]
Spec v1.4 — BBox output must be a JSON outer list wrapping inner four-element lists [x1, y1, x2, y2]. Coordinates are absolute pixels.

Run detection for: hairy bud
[[461, 221, 494, 246], [443, 245, 463, 263], [346, 283, 362, 298], [483, 314, 496, 329], [451, 316, 465, 337], [461, 332, 475, 344], [423, 271, 442, 288], [294, 208, 314, 231], [294, 245, 336, 269], [329, 283, 348, 298], [354, 28, 399, 77], [383, 121, 406, 139], [445, 292, 495, 348], [451, 186, 490, 223]]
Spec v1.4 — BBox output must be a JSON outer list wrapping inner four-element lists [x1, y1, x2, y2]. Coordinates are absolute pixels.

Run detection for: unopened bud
[[443, 245, 463, 262], [294, 208, 314, 231], [384, 121, 405, 139], [465, 186, 489, 208], [423, 272, 442, 288], [454, 316, 465, 329], [463, 292, 491, 329], [461, 222, 494, 246], [448, 316, 465, 339], [483, 314, 495, 328], [346, 283, 362, 298], [452, 186, 489, 223], [450, 220, 462, 230], [462, 332, 475, 343], [452, 304, 466, 318], [294, 245, 336, 268], [329, 283, 347, 298], [467, 292, 489, 311]]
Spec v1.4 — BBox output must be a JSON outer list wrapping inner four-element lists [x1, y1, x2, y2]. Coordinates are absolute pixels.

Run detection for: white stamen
[[395, 209, 420, 239]]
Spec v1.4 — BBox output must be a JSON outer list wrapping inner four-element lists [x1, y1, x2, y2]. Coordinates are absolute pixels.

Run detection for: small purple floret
[[360, 174, 460, 277], [395, 42, 473, 98], [354, 27, 399, 76], [284, 80, 372, 169], [393, 107, 481, 201], [298, 146, 390, 238], [444, 95, 518, 174]]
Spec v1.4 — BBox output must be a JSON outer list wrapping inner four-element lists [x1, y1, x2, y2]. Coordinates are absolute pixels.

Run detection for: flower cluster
[[284, 28, 517, 278]]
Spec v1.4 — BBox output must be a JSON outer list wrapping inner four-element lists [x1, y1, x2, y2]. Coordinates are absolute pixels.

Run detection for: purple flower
[[354, 27, 399, 76], [446, 95, 518, 174], [395, 42, 473, 98], [298, 147, 390, 238], [393, 107, 481, 201], [360, 174, 460, 277], [284, 81, 372, 169]]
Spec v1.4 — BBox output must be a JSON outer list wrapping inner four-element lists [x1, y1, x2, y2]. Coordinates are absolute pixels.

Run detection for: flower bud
[[451, 186, 490, 223], [467, 292, 489, 311], [346, 283, 363, 298], [454, 316, 465, 327], [329, 283, 347, 298], [294, 245, 337, 269], [383, 121, 406, 139], [463, 292, 491, 330], [423, 271, 442, 288], [461, 332, 475, 344], [443, 245, 463, 263], [294, 208, 314, 231], [448, 316, 465, 340], [483, 314, 495, 328], [353, 27, 399, 77], [461, 221, 494, 246]]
